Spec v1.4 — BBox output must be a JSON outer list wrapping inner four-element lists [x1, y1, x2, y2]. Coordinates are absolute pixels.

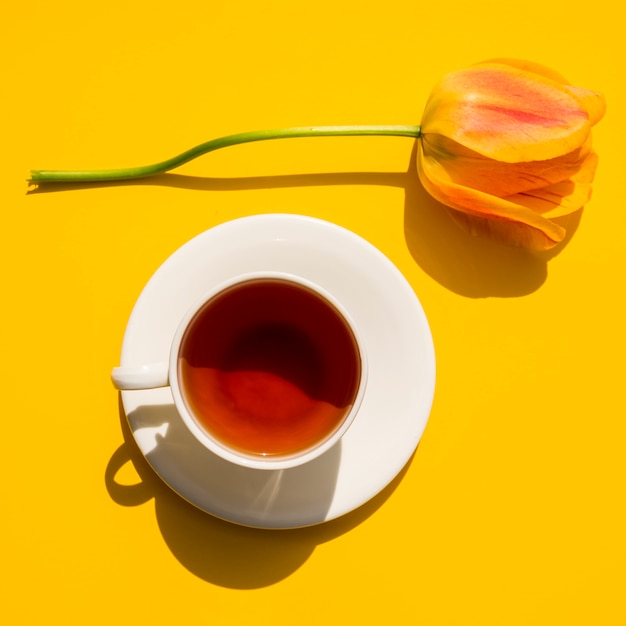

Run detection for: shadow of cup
[[105, 397, 411, 588]]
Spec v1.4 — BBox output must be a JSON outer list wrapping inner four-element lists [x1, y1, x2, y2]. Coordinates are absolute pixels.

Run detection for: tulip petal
[[511, 152, 598, 219], [421, 65, 592, 163], [513, 181, 591, 218], [476, 58, 569, 84], [563, 86, 606, 125], [467, 60, 606, 125], [421, 134, 595, 197], [444, 209, 566, 250], [417, 142, 566, 250]]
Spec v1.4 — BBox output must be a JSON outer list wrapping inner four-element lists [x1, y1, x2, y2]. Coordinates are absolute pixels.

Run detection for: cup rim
[[167, 270, 368, 470]]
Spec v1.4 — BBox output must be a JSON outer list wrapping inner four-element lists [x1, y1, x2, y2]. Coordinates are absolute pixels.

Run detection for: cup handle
[[111, 363, 169, 390]]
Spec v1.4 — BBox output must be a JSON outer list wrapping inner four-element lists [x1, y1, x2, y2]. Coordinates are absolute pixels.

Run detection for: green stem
[[29, 125, 421, 183]]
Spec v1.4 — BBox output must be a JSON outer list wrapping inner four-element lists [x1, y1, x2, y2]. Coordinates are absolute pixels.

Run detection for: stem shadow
[[27, 171, 407, 194]]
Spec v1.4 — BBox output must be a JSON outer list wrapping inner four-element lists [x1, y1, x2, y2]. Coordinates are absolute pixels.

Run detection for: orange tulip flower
[[417, 59, 606, 250], [31, 58, 604, 251]]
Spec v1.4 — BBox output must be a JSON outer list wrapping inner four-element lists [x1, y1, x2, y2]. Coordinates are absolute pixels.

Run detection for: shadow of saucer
[[402, 144, 580, 298], [105, 397, 411, 588]]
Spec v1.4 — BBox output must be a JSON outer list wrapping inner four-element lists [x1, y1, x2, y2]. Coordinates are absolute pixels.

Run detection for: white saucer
[[119, 214, 435, 529]]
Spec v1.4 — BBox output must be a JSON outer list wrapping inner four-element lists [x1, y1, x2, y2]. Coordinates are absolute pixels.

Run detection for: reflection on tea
[[178, 279, 361, 457]]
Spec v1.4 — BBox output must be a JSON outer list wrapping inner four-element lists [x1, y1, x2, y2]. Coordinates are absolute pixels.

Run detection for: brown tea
[[178, 278, 362, 458]]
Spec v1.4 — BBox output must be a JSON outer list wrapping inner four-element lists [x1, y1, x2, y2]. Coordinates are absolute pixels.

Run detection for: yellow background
[[2, 1, 624, 624]]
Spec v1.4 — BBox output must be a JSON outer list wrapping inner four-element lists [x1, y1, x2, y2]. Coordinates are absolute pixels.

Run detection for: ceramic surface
[[119, 214, 435, 528]]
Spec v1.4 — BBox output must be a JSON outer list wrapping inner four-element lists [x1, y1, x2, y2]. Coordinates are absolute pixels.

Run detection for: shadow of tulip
[[31, 146, 579, 299], [105, 398, 412, 588], [402, 144, 581, 298]]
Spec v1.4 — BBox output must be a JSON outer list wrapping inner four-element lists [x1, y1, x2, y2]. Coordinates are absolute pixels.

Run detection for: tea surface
[[179, 279, 361, 457]]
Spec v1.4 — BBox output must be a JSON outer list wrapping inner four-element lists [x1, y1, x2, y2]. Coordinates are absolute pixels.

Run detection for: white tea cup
[[112, 271, 368, 470]]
